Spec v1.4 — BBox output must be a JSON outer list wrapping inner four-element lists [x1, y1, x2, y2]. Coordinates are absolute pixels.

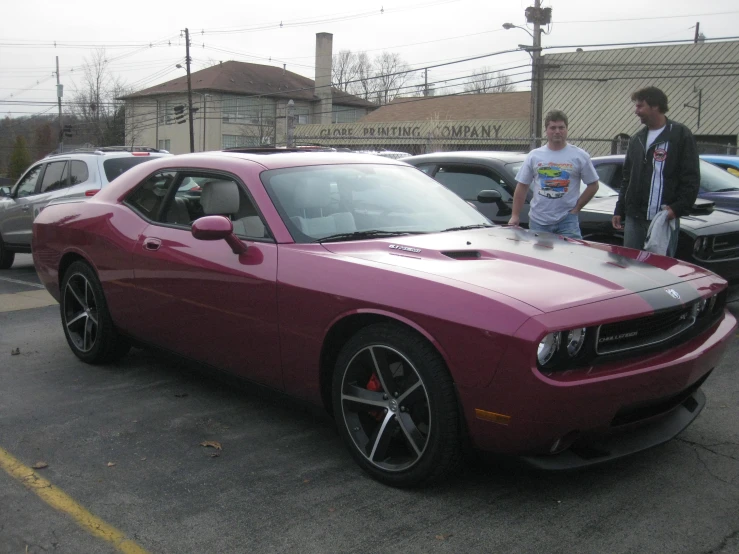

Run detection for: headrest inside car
[[201, 180, 240, 215]]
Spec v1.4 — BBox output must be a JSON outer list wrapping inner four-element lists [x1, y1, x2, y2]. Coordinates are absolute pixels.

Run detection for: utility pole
[[286, 99, 295, 147], [424, 68, 428, 97], [55, 56, 63, 153], [184, 28, 195, 153], [694, 22, 700, 44], [529, 0, 543, 149]]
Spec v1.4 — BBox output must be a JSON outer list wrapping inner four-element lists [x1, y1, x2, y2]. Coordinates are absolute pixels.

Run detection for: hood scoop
[[442, 250, 483, 260]]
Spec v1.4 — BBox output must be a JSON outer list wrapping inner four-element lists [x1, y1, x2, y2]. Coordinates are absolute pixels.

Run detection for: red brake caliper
[[366, 373, 384, 421]]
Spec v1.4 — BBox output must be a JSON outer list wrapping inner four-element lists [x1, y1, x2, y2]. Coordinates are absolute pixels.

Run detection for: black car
[[403, 151, 739, 283], [592, 155, 739, 214]]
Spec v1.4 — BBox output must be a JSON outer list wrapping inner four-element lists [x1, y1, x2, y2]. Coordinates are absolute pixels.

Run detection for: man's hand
[[664, 205, 677, 220], [508, 215, 520, 227], [612, 215, 623, 230]]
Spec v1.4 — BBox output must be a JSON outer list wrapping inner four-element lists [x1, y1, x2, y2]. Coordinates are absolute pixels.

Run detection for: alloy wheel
[[63, 273, 99, 353], [339, 344, 431, 472]]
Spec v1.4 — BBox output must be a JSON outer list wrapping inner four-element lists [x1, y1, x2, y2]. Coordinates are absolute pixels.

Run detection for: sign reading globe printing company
[[313, 122, 508, 139]]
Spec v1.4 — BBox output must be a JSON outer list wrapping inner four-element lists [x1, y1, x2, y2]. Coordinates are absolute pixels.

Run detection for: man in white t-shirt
[[508, 110, 600, 239]]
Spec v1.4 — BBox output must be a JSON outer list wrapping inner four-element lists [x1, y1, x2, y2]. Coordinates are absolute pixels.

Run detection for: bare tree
[[67, 49, 131, 146], [373, 52, 413, 105], [463, 68, 515, 94], [348, 52, 378, 102], [332, 50, 360, 92]]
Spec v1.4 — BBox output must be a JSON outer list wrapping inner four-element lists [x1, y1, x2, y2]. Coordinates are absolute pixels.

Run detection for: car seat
[[291, 179, 356, 236]]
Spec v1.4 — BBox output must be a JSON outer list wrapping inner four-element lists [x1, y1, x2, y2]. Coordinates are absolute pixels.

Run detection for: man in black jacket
[[612, 87, 700, 256]]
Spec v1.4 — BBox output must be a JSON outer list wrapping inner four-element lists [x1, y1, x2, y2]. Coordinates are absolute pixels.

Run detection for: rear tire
[[0, 240, 15, 269], [332, 323, 462, 488], [60, 261, 130, 364]]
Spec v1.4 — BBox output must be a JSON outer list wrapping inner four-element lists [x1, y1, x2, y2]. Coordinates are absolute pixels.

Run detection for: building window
[[294, 106, 310, 125], [158, 139, 171, 151], [222, 96, 276, 125], [332, 106, 362, 124], [222, 135, 258, 149]]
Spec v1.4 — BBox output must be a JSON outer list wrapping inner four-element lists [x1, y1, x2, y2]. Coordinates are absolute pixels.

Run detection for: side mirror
[[477, 190, 502, 203], [690, 198, 714, 215], [477, 189, 512, 216], [191, 215, 247, 254], [0, 186, 11, 198]]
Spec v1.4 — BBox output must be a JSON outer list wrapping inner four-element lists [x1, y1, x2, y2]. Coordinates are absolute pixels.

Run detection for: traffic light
[[173, 104, 186, 124], [63, 124, 73, 137]]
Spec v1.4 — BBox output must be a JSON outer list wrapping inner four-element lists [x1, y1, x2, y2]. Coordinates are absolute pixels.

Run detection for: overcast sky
[[2, 0, 738, 117]]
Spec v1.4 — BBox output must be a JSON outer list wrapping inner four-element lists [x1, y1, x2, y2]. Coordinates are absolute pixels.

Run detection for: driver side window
[[14, 165, 43, 198]]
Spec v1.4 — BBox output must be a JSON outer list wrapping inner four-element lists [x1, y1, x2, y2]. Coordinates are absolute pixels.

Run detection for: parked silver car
[[0, 147, 171, 268]]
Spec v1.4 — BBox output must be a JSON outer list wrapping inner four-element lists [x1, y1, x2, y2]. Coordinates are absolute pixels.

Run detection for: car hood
[[584, 195, 739, 230], [321, 226, 713, 313]]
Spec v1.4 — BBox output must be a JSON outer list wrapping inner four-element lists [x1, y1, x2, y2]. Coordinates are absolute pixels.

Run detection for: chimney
[[315, 32, 333, 125]]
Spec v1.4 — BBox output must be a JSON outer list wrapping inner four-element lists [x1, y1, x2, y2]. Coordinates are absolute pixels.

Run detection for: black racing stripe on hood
[[488, 227, 687, 294], [635, 281, 700, 313]]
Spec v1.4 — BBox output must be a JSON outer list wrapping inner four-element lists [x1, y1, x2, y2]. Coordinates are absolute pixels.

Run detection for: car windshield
[[260, 164, 491, 242], [700, 159, 739, 192], [505, 161, 618, 197]]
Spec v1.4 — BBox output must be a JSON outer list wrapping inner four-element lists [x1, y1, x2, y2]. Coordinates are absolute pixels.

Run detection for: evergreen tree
[[8, 136, 32, 179]]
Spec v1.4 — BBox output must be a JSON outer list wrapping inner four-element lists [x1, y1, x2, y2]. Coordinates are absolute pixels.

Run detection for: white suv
[[0, 147, 172, 268]]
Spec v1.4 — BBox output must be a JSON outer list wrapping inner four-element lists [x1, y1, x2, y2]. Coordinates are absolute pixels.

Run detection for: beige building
[[122, 34, 374, 154], [296, 91, 531, 154], [541, 40, 739, 156]]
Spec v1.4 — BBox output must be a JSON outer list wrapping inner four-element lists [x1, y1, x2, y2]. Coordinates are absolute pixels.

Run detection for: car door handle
[[143, 238, 162, 251]]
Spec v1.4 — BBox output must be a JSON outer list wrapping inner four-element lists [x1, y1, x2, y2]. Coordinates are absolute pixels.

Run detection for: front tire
[[60, 261, 130, 364], [332, 323, 461, 487]]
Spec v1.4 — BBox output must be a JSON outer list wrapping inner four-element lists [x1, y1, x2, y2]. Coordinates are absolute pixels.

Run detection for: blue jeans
[[529, 212, 582, 239]]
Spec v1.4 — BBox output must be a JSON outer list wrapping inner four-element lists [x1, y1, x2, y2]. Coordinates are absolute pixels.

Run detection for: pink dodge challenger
[[32, 150, 737, 487]]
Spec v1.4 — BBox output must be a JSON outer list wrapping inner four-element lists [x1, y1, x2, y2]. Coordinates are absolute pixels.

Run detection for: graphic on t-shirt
[[536, 164, 572, 198]]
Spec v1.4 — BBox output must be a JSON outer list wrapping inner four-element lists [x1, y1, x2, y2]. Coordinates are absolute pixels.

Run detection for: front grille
[[596, 304, 696, 355]]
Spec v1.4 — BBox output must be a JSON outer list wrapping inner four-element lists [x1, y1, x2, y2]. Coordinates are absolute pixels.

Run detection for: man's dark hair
[[631, 87, 669, 113], [544, 110, 568, 128]]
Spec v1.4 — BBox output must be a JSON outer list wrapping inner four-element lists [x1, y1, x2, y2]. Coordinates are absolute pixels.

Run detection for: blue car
[[592, 155, 739, 214], [700, 155, 739, 178]]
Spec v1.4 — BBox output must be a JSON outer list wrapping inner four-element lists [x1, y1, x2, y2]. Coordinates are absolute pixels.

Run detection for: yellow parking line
[[0, 290, 58, 313], [0, 446, 149, 554]]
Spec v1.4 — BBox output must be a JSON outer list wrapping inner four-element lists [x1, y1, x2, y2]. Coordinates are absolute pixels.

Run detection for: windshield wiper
[[712, 188, 739, 193], [438, 224, 494, 233], [313, 230, 423, 243]]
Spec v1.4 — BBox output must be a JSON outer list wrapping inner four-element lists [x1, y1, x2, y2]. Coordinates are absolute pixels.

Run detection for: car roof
[[403, 151, 527, 164], [700, 154, 739, 162], [194, 150, 410, 170]]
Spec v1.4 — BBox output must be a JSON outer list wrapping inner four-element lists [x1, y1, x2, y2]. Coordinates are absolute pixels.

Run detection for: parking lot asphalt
[[1, 254, 738, 554]]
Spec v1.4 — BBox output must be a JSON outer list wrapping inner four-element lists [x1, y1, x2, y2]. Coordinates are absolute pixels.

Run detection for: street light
[[502, 22, 534, 38]]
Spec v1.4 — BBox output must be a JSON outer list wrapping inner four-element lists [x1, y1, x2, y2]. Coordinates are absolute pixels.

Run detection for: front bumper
[[458, 307, 736, 465]]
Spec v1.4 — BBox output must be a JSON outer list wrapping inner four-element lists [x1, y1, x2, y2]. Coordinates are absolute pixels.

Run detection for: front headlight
[[537, 332, 561, 365], [566, 328, 587, 357]]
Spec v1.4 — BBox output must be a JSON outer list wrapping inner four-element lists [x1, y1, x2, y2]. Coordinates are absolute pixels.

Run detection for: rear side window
[[124, 171, 177, 220], [70, 160, 89, 185], [40, 161, 69, 193], [103, 157, 156, 183]]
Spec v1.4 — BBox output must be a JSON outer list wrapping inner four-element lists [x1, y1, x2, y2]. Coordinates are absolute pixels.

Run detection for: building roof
[[122, 60, 374, 108], [359, 91, 530, 123], [541, 40, 739, 139]]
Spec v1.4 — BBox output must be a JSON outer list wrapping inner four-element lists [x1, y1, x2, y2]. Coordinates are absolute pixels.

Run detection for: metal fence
[[293, 136, 738, 158]]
